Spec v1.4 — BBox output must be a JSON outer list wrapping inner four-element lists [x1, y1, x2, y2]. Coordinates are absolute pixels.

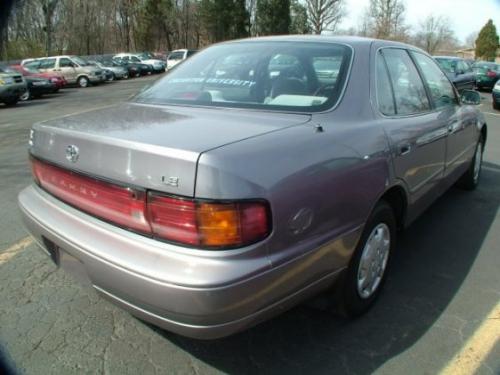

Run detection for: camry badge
[[65, 145, 79, 163]]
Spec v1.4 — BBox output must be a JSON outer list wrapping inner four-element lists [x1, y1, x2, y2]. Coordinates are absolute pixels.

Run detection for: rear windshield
[[135, 41, 352, 112], [472, 62, 499, 73]]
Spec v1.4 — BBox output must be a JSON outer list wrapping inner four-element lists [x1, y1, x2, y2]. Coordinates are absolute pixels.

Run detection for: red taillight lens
[[31, 158, 151, 233], [148, 195, 199, 245], [148, 193, 270, 248], [31, 158, 271, 249], [487, 70, 497, 78]]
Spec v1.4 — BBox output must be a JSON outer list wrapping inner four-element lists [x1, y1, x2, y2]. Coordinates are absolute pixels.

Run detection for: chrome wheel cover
[[473, 142, 482, 183], [357, 223, 390, 299], [20, 90, 30, 101], [79, 78, 88, 87]]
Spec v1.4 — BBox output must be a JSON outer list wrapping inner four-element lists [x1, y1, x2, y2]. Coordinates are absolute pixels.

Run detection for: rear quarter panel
[[196, 40, 392, 270]]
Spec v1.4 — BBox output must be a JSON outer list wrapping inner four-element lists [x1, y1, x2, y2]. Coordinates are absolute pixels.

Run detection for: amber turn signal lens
[[197, 203, 241, 246]]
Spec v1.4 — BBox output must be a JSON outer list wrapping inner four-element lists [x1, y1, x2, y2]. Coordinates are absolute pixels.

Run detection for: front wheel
[[20, 90, 32, 101], [457, 138, 484, 190], [3, 97, 19, 106], [336, 201, 396, 317], [77, 76, 90, 88]]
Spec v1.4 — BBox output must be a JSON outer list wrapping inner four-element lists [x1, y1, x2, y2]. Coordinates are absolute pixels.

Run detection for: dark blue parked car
[[434, 56, 476, 92]]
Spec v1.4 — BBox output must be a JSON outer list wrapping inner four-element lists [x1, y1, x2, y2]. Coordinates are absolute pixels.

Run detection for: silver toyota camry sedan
[[18, 36, 486, 339]]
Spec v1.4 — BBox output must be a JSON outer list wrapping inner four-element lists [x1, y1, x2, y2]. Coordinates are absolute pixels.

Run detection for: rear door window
[[39, 58, 56, 69], [382, 48, 430, 115]]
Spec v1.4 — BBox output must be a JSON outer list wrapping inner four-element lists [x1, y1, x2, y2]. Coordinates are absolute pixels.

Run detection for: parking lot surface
[[1, 78, 499, 375]]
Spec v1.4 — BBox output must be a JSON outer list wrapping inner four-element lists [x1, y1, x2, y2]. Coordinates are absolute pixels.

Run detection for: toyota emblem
[[65, 145, 79, 163]]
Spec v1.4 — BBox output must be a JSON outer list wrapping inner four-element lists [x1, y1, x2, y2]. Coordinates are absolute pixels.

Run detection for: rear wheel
[[458, 137, 484, 190], [336, 201, 396, 317], [77, 76, 89, 88], [493, 101, 500, 110], [122, 72, 129, 80], [108, 73, 115, 81]]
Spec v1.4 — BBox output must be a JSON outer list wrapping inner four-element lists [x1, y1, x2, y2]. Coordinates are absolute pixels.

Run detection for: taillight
[[148, 192, 270, 248], [31, 158, 271, 249], [487, 70, 497, 78], [31, 158, 151, 233]]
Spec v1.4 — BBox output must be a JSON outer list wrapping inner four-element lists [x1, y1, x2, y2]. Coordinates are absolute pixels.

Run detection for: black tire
[[77, 76, 90, 88], [3, 97, 19, 106], [108, 73, 115, 81], [336, 200, 396, 317], [122, 72, 129, 80], [493, 101, 500, 110], [457, 137, 484, 190]]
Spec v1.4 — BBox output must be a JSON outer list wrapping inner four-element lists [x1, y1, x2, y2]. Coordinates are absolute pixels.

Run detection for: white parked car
[[166, 49, 197, 70], [113, 53, 165, 73]]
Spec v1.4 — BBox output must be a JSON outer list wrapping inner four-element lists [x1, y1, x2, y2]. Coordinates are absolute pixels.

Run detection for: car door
[[410, 52, 476, 183], [376, 47, 447, 215], [58, 57, 78, 84]]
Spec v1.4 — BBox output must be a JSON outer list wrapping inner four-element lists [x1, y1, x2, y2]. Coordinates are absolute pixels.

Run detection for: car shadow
[[148, 163, 500, 375]]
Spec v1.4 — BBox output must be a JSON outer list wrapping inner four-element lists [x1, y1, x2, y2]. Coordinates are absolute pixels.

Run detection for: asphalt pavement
[[0, 77, 499, 375]]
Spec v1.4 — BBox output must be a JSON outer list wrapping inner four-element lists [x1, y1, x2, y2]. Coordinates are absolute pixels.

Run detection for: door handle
[[399, 144, 411, 156], [448, 121, 462, 134]]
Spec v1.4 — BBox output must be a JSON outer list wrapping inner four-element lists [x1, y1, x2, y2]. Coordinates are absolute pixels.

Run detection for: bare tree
[[39, 0, 60, 56], [414, 15, 454, 54], [465, 31, 479, 49], [306, 0, 343, 34], [365, 0, 408, 41]]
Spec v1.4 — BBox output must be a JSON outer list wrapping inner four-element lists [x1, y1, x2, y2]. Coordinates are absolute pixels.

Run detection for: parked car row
[[0, 50, 189, 106], [434, 56, 500, 94]]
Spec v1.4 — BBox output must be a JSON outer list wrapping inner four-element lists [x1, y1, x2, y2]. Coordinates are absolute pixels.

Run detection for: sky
[[339, 0, 500, 43]]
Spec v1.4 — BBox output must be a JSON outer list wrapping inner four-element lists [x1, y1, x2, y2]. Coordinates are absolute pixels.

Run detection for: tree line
[[0, 0, 498, 61]]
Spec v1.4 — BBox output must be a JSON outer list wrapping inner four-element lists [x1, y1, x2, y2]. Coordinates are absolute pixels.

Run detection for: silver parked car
[[19, 36, 486, 339]]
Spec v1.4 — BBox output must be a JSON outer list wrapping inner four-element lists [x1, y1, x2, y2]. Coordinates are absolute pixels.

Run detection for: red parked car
[[10, 64, 67, 92]]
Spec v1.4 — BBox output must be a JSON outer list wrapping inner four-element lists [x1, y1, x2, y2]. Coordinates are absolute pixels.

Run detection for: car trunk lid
[[30, 103, 310, 197]]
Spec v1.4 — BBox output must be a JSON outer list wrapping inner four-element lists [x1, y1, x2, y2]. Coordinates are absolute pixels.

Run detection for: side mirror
[[461, 90, 481, 105]]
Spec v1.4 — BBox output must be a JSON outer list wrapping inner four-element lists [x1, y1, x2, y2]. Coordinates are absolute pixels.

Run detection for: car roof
[[434, 56, 462, 60], [220, 35, 409, 48]]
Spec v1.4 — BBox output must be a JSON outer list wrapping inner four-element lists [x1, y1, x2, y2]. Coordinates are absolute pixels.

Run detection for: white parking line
[[441, 302, 500, 375], [0, 237, 34, 265], [482, 110, 500, 117]]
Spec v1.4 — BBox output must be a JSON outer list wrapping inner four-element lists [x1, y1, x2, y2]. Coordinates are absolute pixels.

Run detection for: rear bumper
[[18, 185, 359, 339], [492, 91, 500, 103]]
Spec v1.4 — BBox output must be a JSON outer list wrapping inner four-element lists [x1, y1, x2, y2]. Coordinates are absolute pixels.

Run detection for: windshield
[[138, 52, 154, 59], [0, 66, 17, 74], [435, 58, 457, 73], [24, 66, 40, 73], [135, 42, 352, 112]]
